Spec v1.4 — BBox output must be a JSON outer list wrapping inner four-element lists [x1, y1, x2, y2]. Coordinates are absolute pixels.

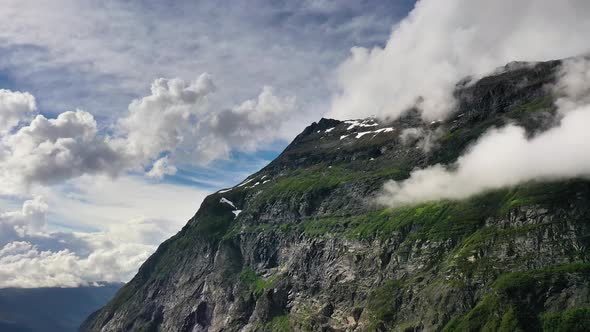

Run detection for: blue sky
[[0, 0, 415, 286], [0, 0, 415, 188]]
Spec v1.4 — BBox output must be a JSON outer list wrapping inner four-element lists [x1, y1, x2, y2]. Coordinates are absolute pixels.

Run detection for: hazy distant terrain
[[0, 284, 122, 332]]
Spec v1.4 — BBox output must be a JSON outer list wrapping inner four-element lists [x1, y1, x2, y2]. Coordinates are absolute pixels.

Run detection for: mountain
[[0, 283, 122, 332], [82, 59, 590, 331]]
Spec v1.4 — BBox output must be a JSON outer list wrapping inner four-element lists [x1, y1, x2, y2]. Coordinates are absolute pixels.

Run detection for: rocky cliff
[[81, 59, 590, 332]]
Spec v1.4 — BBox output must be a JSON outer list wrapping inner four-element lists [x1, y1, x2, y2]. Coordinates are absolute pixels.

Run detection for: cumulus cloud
[[146, 156, 177, 179], [0, 198, 181, 288], [0, 196, 47, 246], [193, 86, 297, 163], [379, 58, 590, 207], [118, 78, 296, 167], [0, 74, 296, 193], [0, 111, 127, 193], [330, 0, 590, 121], [0, 89, 37, 134], [118, 74, 216, 164]]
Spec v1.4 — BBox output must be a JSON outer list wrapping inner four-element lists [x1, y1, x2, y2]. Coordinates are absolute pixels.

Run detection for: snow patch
[[237, 178, 254, 187], [355, 127, 394, 139], [220, 197, 236, 209], [245, 181, 261, 189], [218, 188, 232, 194], [232, 210, 242, 217], [340, 134, 349, 140], [325, 127, 335, 133], [344, 119, 379, 130]]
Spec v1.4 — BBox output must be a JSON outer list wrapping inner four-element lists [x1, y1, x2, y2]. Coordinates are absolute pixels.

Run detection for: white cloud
[[118, 78, 296, 167], [0, 77, 296, 193], [379, 58, 590, 207], [330, 0, 590, 121], [36, 174, 208, 232], [0, 110, 126, 194], [194, 86, 297, 163], [146, 156, 177, 179], [0, 238, 155, 288], [0, 89, 37, 134], [118, 74, 215, 164], [554, 57, 590, 112], [0, 187, 202, 288], [0, 196, 47, 246]]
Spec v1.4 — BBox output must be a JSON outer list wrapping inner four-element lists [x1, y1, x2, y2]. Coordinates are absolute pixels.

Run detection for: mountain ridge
[[81, 58, 590, 331]]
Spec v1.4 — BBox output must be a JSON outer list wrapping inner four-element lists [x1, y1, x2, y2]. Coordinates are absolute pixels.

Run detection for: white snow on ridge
[[325, 127, 335, 133], [247, 181, 261, 188], [340, 134, 349, 140], [232, 210, 242, 217], [355, 127, 394, 139], [220, 197, 236, 209], [237, 178, 254, 187], [344, 119, 379, 130], [218, 188, 232, 193]]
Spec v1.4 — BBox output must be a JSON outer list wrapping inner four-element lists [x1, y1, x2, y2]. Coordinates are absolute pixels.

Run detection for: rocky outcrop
[[82, 59, 590, 332]]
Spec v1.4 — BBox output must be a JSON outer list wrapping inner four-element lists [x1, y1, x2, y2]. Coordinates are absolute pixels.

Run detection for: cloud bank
[[0, 75, 296, 195], [330, 0, 590, 121], [0, 196, 154, 287], [379, 58, 590, 207], [0, 177, 207, 288]]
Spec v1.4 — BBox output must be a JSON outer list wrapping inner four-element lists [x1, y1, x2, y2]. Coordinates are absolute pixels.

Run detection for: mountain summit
[[82, 59, 590, 331]]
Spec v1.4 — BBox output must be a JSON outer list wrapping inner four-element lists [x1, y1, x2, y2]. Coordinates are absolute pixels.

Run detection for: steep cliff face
[[82, 59, 590, 332]]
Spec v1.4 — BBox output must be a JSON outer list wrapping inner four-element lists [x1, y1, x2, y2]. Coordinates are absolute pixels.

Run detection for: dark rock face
[[82, 59, 590, 331]]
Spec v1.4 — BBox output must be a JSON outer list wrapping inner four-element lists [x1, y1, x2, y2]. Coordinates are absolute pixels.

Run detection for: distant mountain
[[0, 283, 122, 332], [83, 58, 590, 331]]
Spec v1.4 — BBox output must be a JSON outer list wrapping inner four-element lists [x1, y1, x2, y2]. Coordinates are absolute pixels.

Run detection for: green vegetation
[[542, 307, 590, 332], [366, 279, 403, 328], [443, 263, 590, 332], [442, 294, 503, 332], [493, 262, 590, 295], [299, 180, 590, 242], [508, 97, 553, 119], [302, 192, 498, 241], [239, 267, 276, 296], [261, 314, 292, 332], [249, 165, 408, 208], [499, 306, 521, 332]]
